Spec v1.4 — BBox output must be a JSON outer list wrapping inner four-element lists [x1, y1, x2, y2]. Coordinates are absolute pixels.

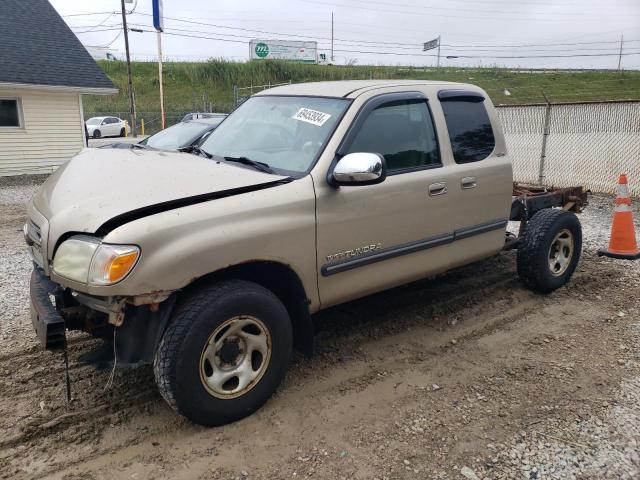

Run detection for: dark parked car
[[100, 116, 227, 151]]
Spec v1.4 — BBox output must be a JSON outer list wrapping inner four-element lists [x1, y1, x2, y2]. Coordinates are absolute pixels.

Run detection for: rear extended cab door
[[434, 89, 513, 268]]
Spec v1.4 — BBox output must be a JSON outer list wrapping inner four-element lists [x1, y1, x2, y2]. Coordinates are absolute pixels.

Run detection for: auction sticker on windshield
[[292, 108, 332, 126]]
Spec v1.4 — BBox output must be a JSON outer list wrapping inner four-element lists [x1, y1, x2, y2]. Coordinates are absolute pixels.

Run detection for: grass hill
[[84, 60, 640, 131]]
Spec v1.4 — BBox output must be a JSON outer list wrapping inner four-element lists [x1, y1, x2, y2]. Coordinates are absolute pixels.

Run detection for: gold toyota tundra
[[25, 80, 587, 426]]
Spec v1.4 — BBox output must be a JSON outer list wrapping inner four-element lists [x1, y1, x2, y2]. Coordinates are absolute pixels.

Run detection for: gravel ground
[[0, 176, 48, 352], [0, 175, 638, 480]]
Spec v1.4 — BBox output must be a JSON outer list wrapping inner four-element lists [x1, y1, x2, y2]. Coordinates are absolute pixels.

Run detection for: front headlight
[[53, 235, 140, 285]]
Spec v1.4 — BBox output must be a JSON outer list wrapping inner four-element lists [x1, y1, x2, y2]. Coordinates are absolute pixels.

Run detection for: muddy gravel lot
[[0, 175, 639, 480]]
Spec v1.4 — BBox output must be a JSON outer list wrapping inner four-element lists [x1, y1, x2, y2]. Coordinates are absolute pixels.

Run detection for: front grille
[[26, 218, 42, 245], [25, 217, 45, 269]]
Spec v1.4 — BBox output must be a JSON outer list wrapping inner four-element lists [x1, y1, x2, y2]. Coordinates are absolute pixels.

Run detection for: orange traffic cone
[[598, 173, 640, 260]]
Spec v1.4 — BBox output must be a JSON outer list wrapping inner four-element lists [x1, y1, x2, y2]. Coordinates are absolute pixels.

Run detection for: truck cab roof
[[255, 79, 479, 99]]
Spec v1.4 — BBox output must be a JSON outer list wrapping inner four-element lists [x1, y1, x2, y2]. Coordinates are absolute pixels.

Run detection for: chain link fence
[[497, 105, 547, 186], [497, 101, 640, 195], [233, 81, 292, 108]]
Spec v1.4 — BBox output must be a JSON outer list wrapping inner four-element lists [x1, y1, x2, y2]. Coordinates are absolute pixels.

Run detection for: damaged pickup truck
[[26, 80, 587, 426]]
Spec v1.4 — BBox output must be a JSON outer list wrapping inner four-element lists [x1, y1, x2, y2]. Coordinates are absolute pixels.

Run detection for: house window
[[0, 98, 23, 128]]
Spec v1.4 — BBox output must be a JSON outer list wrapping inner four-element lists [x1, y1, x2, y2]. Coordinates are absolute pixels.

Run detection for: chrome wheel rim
[[548, 229, 574, 277], [199, 315, 271, 399]]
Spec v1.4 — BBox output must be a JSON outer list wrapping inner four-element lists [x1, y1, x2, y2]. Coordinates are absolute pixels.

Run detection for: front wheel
[[119, 128, 126, 137], [92, 129, 101, 139], [154, 280, 293, 426], [517, 209, 582, 293]]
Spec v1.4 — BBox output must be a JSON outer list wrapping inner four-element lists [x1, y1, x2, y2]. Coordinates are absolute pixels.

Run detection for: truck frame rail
[[504, 183, 589, 250], [510, 183, 588, 222]]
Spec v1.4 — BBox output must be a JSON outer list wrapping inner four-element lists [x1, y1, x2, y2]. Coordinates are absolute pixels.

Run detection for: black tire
[[517, 209, 582, 293], [93, 129, 101, 139], [154, 280, 293, 426], [119, 128, 126, 137]]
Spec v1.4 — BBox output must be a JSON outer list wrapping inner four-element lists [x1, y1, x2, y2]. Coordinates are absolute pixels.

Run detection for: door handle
[[428, 182, 447, 196], [461, 176, 477, 189]]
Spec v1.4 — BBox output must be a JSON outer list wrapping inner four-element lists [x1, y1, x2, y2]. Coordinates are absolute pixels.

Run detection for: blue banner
[[152, 0, 163, 31]]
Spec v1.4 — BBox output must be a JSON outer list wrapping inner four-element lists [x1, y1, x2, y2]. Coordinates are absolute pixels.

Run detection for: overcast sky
[[52, 0, 640, 69]]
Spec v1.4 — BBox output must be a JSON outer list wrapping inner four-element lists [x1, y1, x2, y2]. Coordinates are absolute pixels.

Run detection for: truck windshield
[[200, 96, 349, 175]]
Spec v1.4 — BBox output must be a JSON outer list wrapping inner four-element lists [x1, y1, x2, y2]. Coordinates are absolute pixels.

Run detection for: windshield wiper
[[180, 145, 212, 158], [223, 156, 275, 174]]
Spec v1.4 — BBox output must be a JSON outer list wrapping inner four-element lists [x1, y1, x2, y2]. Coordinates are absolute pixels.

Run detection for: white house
[[0, 0, 118, 176]]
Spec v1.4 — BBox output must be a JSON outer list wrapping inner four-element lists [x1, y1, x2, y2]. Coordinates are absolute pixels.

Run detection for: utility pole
[[437, 35, 441, 68], [331, 12, 334, 63], [617, 34, 624, 70], [157, 30, 165, 129], [121, 0, 137, 137]]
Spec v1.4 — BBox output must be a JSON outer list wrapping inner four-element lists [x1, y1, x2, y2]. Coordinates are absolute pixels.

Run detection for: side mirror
[[330, 152, 386, 187]]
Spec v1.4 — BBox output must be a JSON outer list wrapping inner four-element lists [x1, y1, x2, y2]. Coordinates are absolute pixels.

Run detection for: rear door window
[[439, 93, 495, 163], [346, 99, 441, 172]]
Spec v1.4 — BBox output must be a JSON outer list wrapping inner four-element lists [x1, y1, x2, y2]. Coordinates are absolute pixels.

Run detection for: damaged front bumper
[[30, 268, 66, 350], [29, 268, 176, 364]]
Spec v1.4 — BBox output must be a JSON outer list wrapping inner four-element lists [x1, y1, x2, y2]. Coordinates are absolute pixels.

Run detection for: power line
[[69, 23, 120, 28], [319, 0, 640, 18], [347, 0, 635, 7], [134, 27, 640, 59], [128, 23, 423, 50], [69, 12, 117, 33], [62, 11, 116, 17], [131, 13, 640, 50], [133, 12, 444, 47], [73, 27, 122, 34], [86, 30, 123, 49], [133, 29, 437, 56], [443, 39, 640, 48], [144, 24, 635, 54], [299, 0, 640, 23], [441, 47, 628, 53], [133, 12, 351, 43], [443, 52, 640, 59]]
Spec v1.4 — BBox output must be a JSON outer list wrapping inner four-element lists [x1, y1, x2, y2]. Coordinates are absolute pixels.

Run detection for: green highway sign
[[250, 39, 318, 63]]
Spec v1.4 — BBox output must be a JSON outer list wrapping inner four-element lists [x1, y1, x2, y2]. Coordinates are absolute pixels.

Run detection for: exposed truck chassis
[[505, 183, 589, 250], [511, 183, 589, 220]]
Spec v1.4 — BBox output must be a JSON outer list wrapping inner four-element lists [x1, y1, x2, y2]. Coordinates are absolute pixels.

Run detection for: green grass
[[84, 59, 640, 132]]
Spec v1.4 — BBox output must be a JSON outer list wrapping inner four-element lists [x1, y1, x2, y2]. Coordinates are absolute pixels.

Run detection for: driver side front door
[[313, 91, 459, 309]]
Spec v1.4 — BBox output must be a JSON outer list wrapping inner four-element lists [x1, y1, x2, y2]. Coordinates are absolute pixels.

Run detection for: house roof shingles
[[0, 0, 116, 91]]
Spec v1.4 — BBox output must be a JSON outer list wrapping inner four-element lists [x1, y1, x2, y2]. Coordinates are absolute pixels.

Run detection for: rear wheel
[[154, 280, 293, 426], [517, 209, 582, 293], [92, 129, 101, 139]]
